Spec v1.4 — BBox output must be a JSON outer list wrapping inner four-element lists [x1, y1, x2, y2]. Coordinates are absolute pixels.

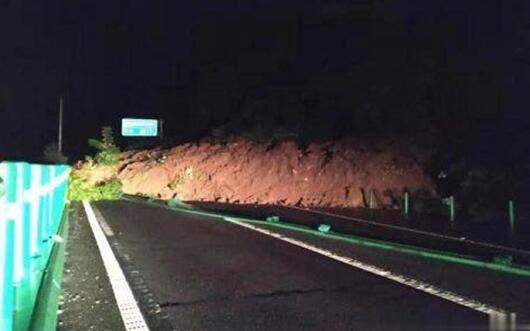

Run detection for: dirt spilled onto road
[[79, 137, 434, 208]]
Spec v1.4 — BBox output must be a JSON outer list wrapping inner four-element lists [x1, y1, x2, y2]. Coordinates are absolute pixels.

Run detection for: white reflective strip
[[47, 166, 54, 231], [83, 201, 150, 331], [223, 216, 509, 317], [22, 170, 69, 202], [13, 163, 25, 282], [29, 167, 41, 256], [3, 203, 21, 221], [0, 164, 7, 309], [0, 219, 7, 310]]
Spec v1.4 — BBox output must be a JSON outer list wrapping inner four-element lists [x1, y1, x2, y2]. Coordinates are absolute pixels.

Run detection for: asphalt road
[[58, 204, 125, 331], [68, 199, 529, 331]]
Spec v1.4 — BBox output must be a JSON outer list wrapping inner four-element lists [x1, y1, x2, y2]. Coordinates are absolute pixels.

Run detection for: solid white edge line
[[93, 208, 115, 237], [222, 216, 511, 322], [83, 201, 150, 331]]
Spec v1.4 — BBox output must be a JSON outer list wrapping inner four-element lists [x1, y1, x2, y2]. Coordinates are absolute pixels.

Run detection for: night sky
[[1, 0, 530, 162]]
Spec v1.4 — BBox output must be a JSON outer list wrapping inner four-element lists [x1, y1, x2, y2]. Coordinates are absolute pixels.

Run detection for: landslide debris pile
[[79, 137, 434, 208]]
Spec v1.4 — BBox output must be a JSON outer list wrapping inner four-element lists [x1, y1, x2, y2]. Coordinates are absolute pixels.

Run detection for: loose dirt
[[78, 137, 434, 208]]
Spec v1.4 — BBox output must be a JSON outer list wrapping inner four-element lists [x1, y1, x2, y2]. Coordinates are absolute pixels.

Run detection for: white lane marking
[[222, 216, 509, 318], [83, 201, 150, 331], [92, 206, 115, 237]]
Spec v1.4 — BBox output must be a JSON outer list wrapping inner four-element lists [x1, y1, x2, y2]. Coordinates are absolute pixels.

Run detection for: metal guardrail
[[0, 162, 70, 331]]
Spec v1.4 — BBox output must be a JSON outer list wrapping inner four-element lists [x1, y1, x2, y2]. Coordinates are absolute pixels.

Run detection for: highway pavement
[[61, 200, 530, 330]]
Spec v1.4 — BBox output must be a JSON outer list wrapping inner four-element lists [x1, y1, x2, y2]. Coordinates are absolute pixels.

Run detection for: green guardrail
[[0, 162, 70, 331]]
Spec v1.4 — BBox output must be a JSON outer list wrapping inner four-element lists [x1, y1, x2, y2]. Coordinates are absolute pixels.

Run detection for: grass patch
[[69, 174, 123, 201]]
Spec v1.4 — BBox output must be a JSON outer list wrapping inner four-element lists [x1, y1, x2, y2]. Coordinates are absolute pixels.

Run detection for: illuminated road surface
[[60, 200, 530, 330]]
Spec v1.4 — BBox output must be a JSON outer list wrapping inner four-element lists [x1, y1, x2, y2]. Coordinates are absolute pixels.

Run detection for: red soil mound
[[99, 137, 433, 208]]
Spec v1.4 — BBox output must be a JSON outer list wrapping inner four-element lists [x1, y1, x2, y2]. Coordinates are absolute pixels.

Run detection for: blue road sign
[[121, 119, 158, 137]]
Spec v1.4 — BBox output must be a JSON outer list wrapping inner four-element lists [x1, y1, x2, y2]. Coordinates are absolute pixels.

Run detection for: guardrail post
[[449, 195, 455, 224], [1, 219, 15, 331], [488, 312, 517, 331], [489, 312, 507, 331], [369, 189, 375, 209], [29, 165, 41, 258], [47, 165, 54, 248], [7, 162, 35, 331], [52, 167, 61, 234], [510, 313, 517, 331], [403, 192, 409, 218], [15, 163, 33, 331], [8, 163, 26, 286], [508, 200, 515, 233], [21, 163, 31, 283], [39, 166, 50, 263], [1, 162, 17, 331], [53, 166, 69, 235]]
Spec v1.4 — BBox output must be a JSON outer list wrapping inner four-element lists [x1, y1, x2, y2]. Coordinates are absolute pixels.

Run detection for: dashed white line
[[222, 216, 513, 330], [83, 201, 150, 331]]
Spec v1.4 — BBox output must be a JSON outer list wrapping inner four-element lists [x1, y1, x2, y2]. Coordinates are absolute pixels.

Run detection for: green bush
[[88, 126, 120, 165], [42, 142, 68, 164], [68, 127, 123, 201], [69, 174, 123, 201]]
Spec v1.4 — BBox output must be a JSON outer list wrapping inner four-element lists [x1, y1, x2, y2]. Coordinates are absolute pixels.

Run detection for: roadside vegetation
[[88, 126, 121, 165], [69, 127, 123, 201], [42, 142, 68, 164]]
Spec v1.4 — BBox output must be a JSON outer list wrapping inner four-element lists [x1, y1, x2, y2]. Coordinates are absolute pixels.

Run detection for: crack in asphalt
[[159, 286, 350, 308]]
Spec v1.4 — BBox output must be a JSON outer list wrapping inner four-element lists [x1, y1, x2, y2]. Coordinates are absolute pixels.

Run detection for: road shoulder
[[57, 202, 125, 331]]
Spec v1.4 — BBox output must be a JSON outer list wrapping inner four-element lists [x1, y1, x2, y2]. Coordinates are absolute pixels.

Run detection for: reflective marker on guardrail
[[29, 165, 41, 258], [508, 200, 515, 233], [403, 191, 409, 218]]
